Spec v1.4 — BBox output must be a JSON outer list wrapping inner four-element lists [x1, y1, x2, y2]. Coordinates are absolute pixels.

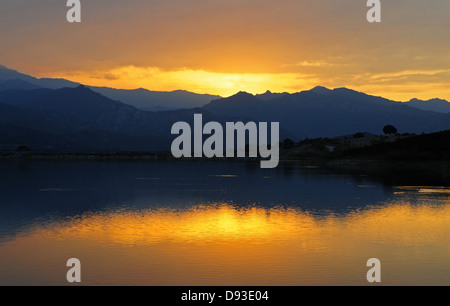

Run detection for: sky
[[1, 0, 450, 100]]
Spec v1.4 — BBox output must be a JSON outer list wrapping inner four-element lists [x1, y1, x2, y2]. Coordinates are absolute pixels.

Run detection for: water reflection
[[1, 200, 449, 285], [0, 161, 449, 285], [0, 160, 395, 240]]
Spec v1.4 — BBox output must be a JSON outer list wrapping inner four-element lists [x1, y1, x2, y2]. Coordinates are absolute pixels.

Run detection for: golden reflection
[[345, 204, 450, 246], [43, 205, 320, 246], [31, 203, 450, 248], [1, 202, 449, 285]]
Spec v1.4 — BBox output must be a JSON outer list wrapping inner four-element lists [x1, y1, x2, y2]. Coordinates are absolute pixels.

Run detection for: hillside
[[335, 130, 450, 161], [0, 65, 221, 111], [203, 87, 450, 138], [0, 86, 223, 151]]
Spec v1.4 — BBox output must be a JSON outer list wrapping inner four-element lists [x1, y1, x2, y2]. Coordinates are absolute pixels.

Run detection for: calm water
[[0, 160, 449, 285]]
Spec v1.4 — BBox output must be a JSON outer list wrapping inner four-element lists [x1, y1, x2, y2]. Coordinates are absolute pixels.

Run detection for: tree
[[383, 125, 397, 135]]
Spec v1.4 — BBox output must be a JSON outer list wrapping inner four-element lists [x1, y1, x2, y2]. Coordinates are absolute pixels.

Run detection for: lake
[[0, 160, 449, 285]]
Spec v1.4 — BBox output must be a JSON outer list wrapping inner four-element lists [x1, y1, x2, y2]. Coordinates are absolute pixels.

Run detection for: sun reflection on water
[[1, 201, 449, 285]]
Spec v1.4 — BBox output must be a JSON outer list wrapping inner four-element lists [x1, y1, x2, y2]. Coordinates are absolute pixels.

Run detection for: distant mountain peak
[[332, 87, 357, 93], [310, 86, 332, 94], [232, 91, 254, 98], [67, 84, 92, 93], [405, 97, 450, 113], [255, 90, 290, 101], [409, 98, 447, 103]]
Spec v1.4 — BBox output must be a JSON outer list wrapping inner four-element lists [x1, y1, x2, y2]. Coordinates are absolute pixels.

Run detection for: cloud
[[289, 61, 335, 68], [103, 72, 120, 80], [2, 0, 450, 100]]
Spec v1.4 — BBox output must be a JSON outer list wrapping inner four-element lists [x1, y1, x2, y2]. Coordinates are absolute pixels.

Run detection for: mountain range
[[1, 64, 450, 151], [0, 65, 220, 111], [204, 87, 450, 138], [0, 85, 224, 151]]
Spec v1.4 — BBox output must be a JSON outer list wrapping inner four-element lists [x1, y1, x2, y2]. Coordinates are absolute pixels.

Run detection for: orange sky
[[2, 0, 450, 100]]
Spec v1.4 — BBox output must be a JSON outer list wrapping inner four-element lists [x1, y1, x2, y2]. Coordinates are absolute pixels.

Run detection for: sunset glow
[[2, 0, 450, 100], [46, 65, 450, 101], [52, 66, 317, 97]]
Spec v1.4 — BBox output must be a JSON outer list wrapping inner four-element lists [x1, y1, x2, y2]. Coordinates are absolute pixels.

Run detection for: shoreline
[[1, 151, 449, 168]]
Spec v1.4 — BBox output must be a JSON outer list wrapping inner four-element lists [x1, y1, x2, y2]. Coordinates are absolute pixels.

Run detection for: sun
[[49, 65, 317, 97]]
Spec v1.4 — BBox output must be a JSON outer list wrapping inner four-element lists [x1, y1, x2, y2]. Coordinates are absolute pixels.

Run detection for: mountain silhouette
[[404, 98, 450, 114], [3, 64, 450, 114], [0, 86, 233, 151], [203, 87, 450, 138], [2, 65, 450, 151], [0, 65, 80, 89], [90, 87, 221, 111], [0, 65, 221, 111], [255, 90, 290, 101], [0, 79, 40, 91]]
